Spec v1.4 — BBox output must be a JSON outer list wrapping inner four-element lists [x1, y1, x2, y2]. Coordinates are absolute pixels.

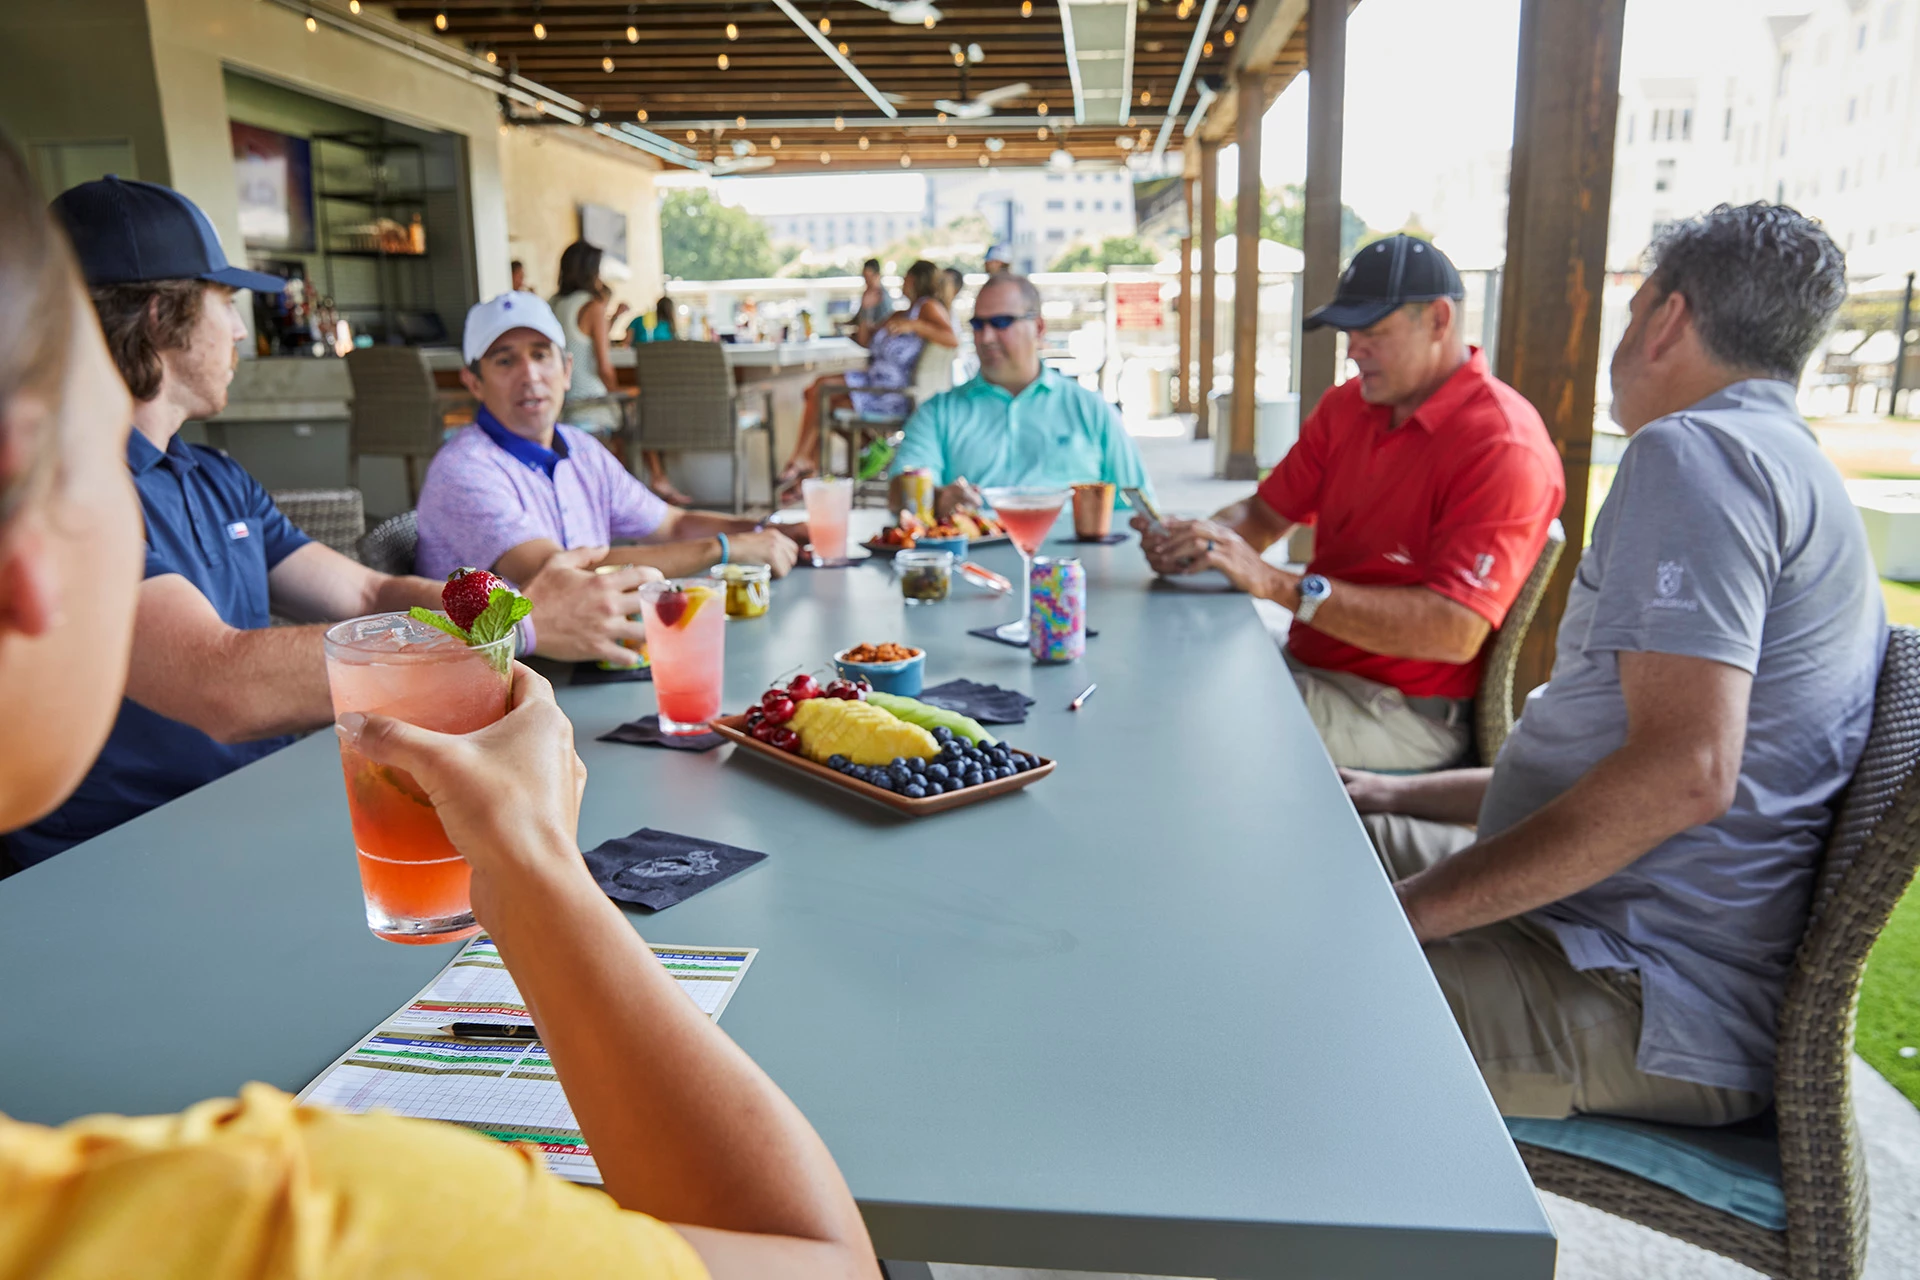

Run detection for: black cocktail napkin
[[583, 827, 767, 912], [571, 660, 652, 685], [597, 715, 725, 751], [966, 625, 1099, 649], [918, 678, 1036, 725], [1062, 532, 1130, 546]]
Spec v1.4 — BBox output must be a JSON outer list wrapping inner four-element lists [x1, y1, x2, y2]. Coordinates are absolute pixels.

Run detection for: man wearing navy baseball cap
[[7, 178, 653, 866], [1137, 234, 1564, 772]]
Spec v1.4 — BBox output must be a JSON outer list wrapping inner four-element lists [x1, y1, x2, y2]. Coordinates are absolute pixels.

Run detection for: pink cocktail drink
[[640, 578, 726, 733], [323, 614, 513, 945], [802, 476, 853, 565], [981, 486, 1070, 643]]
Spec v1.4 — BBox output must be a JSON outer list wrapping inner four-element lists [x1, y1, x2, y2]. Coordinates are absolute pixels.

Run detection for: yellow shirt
[[0, 1083, 709, 1280]]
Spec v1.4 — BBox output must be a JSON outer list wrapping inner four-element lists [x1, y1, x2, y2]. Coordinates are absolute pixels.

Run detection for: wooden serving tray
[[709, 714, 1055, 816]]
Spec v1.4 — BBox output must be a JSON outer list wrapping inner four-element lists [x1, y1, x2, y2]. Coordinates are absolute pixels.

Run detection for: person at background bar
[[852, 255, 892, 347], [1345, 205, 1883, 1123], [628, 293, 678, 344], [890, 273, 1153, 520], [6, 178, 650, 868], [0, 132, 879, 1280], [551, 240, 691, 506], [1138, 235, 1562, 772]]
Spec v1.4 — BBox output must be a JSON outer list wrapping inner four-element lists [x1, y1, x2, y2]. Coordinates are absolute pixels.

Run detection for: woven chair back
[[632, 342, 736, 451], [910, 342, 955, 401], [356, 510, 420, 577], [1775, 624, 1919, 1280], [346, 348, 446, 458], [269, 489, 365, 558], [1474, 519, 1567, 764]]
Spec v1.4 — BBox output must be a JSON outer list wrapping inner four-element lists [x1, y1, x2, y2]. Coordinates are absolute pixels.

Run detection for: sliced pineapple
[[789, 697, 939, 766]]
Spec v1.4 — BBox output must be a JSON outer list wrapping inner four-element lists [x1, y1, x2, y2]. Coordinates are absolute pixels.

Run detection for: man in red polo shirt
[[1139, 235, 1563, 770]]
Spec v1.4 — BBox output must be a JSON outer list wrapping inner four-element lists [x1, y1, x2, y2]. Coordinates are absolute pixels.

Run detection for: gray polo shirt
[[1479, 379, 1885, 1096]]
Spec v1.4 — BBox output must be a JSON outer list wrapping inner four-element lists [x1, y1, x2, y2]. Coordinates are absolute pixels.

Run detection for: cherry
[[761, 687, 791, 709], [824, 679, 865, 701], [787, 673, 823, 701], [749, 719, 781, 744], [762, 694, 796, 724], [769, 727, 802, 753]]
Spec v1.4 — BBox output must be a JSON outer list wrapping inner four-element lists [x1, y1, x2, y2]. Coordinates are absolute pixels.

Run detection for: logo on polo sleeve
[[1646, 559, 1700, 612], [227, 521, 251, 540]]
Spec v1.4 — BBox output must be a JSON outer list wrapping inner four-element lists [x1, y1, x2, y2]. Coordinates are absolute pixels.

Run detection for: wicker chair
[[1511, 624, 1920, 1280], [357, 510, 419, 577], [629, 341, 774, 513], [344, 348, 462, 504], [269, 488, 366, 559], [1474, 519, 1567, 763]]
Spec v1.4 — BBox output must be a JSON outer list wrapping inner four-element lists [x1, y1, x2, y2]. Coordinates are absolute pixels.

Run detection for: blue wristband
[[716, 532, 730, 566]]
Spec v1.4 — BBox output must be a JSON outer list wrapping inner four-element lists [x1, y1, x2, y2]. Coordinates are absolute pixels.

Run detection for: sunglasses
[[969, 312, 1037, 332]]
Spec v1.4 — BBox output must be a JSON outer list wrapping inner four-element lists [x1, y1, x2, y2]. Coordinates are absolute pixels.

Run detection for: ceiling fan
[[933, 57, 1031, 120], [849, 0, 944, 25], [712, 139, 777, 174]]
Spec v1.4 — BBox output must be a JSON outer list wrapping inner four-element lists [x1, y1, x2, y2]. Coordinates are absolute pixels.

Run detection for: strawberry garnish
[[652, 589, 689, 628], [443, 567, 506, 631]]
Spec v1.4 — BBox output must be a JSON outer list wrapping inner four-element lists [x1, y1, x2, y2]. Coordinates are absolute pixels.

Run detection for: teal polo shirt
[[889, 369, 1154, 501]]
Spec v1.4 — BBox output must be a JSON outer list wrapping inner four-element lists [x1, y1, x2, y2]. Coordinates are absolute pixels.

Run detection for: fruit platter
[[710, 664, 1055, 815], [863, 508, 1010, 556]]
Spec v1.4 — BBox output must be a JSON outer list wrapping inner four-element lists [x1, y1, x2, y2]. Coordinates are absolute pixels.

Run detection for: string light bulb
[[1222, 29, 1234, 45], [627, 25, 638, 41], [533, 21, 546, 38], [686, 130, 698, 141], [837, 40, 849, 54], [938, 111, 948, 123], [820, 150, 831, 164], [1037, 102, 1049, 116], [726, 21, 738, 39], [305, 14, 317, 31], [736, 115, 747, 127], [923, 14, 936, 26], [1202, 39, 1213, 55], [900, 151, 913, 166], [434, 12, 447, 30], [947, 134, 957, 147], [1235, 3, 1248, 17], [834, 116, 846, 130], [819, 16, 831, 33], [1138, 127, 1151, 146], [770, 135, 781, 149], [348, 0, 359, 11], [1127, 115, 1137, 127], [637, 108, 649, 121], [1036, 126, 1048, 139], [486, 50, 497, 63], [857, 134, 870, 150], [603, 55, 615, 71], [718, 52, 730, 68], [978, 152, 990, 166], [1021, 0, 1032, 13]]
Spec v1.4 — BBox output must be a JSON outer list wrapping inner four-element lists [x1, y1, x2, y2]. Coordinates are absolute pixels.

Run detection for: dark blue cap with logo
[[50, 176, 285, 293], [1304, 233, 1463, 332]]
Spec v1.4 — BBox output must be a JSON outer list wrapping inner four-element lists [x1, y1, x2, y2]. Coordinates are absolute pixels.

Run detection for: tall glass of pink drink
[[981, 485, 1070, 643], [323, 613, 514, 945], [802, 475, 853, 566], [639, 577, 726, 733]]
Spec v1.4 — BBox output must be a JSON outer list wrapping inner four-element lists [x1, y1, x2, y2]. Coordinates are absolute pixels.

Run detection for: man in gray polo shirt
[[1344, 204, 1884, 1124]]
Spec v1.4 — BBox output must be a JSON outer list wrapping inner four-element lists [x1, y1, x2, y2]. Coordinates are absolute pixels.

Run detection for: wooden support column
[[1227, 69, 1266, 481], [1196, 140, 1220, 441], [1176, 176, 1195, 414], [1300, 0, 1347, 419], [1497, 0, 1626, 706]]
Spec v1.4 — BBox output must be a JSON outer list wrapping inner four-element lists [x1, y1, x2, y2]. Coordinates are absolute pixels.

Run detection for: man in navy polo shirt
[[6, 179, 653, 866]]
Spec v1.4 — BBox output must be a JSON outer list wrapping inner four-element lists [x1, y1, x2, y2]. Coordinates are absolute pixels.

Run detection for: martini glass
[[981, 485, 1070, 643]]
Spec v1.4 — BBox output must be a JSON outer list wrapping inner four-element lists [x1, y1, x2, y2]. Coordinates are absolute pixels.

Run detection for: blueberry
[[924, 780, 944, 795], [964, 770, 985, 787], [890, 757, 908, 769], [927, 763, 950, 781], [828, 754, 848, 769], [903, 784, 927, 799], [890, 764, 912, 783], [908, 757, 928, 773], [871, 774, 894, 791]]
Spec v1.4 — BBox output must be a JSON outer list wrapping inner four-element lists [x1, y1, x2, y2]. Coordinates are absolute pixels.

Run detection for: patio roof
[[386, 0, 1308, 173]]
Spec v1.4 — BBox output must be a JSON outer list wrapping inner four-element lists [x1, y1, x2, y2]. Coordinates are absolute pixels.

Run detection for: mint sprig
[[409, 607, 473, 641], [407, 587, 533, 648]]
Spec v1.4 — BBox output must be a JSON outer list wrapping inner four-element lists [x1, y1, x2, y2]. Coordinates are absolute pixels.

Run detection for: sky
[[698, 0, 1800, 231]]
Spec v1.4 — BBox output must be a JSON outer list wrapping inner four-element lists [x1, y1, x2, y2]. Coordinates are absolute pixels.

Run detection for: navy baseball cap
[[1303, 234, 1463, 332], [50, 176, 285, 293]]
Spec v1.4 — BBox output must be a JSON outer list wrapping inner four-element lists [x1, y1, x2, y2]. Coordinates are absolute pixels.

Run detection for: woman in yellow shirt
[[0, 133, 878, 1280]]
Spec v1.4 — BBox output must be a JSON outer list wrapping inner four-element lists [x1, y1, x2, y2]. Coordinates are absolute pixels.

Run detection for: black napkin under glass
[[917, 678, 1036, 725], [583, 827, 767, 911], [570, 659, 652, 686], [598, 715, 725, 751], [967, 625, 1099, 649], [1060, 532, 1131, 546]]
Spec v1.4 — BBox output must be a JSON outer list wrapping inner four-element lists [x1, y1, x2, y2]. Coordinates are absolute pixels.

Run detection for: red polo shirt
[[1257, 348, 1563, 700]]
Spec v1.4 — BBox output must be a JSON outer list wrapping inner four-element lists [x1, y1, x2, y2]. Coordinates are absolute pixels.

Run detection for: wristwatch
[[1294, 573, 1332, 624]]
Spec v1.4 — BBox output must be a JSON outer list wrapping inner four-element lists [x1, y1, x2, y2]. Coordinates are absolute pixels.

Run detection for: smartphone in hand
[[1122, 487, 1166, 535]]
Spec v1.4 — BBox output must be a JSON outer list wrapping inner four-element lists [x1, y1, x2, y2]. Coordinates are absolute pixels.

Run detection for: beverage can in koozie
[[890, 467, 937, 526], [1029, 556, 1086, 664]]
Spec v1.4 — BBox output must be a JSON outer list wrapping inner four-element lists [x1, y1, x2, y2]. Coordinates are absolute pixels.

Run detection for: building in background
[[925, 166, 1137, 273]]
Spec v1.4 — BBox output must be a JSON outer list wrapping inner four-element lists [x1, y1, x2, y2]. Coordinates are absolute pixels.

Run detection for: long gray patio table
[[0, 532, 1554, 1278]]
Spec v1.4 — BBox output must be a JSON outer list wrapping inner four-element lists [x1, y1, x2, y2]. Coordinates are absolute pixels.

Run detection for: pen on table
[[442, 1022, 541, 1040], [1068, 682, 1098, 711]]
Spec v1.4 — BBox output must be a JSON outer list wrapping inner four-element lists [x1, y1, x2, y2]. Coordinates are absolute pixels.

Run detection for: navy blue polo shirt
[[8, 432, 311, 866]]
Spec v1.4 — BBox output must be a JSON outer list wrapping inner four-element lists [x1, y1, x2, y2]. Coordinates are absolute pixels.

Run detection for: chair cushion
[[1505, 1111, 1786, 1231]]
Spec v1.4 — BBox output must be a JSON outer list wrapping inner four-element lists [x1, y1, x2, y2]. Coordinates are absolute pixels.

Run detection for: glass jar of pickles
[[710, 562, 771, 618], [897, 548, 954, 604]]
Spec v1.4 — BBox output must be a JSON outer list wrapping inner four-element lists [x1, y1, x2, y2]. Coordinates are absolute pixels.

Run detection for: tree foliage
[[1216, 183, 1370, 261], [879, 213, 997, 274], [660, 188, 778, 281], [1049, 234, 1165, 272]]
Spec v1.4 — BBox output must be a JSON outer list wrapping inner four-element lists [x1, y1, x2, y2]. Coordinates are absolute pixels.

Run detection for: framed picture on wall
[[580, 202, 630, 280], [231, 122, 315, 252]]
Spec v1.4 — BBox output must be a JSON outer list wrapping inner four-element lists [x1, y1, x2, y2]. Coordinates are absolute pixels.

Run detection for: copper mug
[[1071, 482, 1116, 540]]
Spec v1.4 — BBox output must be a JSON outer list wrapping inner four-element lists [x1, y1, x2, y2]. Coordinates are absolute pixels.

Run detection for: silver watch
[[1294, 573, 1332, 623]]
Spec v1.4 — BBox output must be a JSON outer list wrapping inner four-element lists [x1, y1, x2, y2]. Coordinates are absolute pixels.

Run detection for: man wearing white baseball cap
[[414, 293, 800, 595], [12, 182, 654, 865]]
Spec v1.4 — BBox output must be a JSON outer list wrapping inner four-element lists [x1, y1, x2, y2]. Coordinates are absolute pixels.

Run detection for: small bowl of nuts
[[833, 641, 926, 696]]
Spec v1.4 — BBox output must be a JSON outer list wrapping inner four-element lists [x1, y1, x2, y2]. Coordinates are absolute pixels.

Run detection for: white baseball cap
[[985, 243, 1013, 264], [461, 291, 568, 364]]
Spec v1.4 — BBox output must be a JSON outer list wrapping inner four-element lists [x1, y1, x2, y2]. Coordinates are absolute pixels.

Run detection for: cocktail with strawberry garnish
[[639, 577, 726, 734], [322, 568, 529, 944]]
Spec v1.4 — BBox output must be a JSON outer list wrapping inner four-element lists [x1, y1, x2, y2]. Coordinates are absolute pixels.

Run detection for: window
[[1092, 200, 1103, 211], [1046, 228, 1066, 241], [1654, 158, 1676, 192], [1779, 123, 1789, 157], [1839, 166, 1848, 192], [1074, 200, 1085, 211], [1047, 173, 1064, 182], [1886, 3, 1903, 39], [1858, 23, 1868, 49], [1723, 107, 1733, 140], [1046, 199, 1065, 211], [1681, 107, 1692, 139], [1776, 179, 1785, 203]]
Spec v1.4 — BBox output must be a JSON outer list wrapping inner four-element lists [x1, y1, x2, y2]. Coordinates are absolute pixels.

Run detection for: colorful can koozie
[[889, 468, 937, 526], [1029, 556, 1086, 664]]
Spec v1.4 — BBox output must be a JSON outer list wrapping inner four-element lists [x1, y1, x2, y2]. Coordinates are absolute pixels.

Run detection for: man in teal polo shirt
[[890, 275, 1153, 518]]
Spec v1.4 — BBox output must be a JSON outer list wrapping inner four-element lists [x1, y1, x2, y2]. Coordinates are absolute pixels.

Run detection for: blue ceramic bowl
[[833, 646, 926, 697], [914, 534, 969, 559]]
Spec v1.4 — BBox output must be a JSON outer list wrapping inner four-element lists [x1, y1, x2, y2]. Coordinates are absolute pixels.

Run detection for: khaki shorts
[[1286, 656, 1471, 773], [1364, 812, 1768, 1124]]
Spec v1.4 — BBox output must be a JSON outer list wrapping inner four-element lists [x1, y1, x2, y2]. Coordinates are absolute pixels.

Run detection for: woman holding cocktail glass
[[0, 136, 874, 1279]]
